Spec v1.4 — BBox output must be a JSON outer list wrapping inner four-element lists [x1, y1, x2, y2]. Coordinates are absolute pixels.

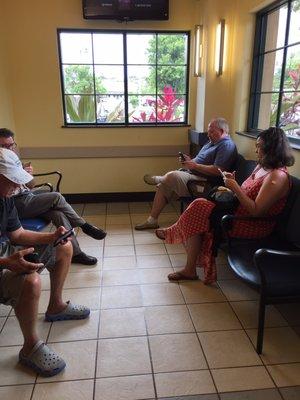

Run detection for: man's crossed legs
[[135, 170, 205, 230]]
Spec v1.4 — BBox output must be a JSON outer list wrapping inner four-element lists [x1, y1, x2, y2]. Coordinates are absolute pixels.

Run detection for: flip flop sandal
[[155, 229, 166, 240], [19, 340, 66, 377], [45, 301, 90, 322], [168, 272, 199, 281]]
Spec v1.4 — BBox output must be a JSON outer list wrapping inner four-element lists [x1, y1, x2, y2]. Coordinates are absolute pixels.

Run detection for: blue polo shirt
[[193, 136, 237, 170]]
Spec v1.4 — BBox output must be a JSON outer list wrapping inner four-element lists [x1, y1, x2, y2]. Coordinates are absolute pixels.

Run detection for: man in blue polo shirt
[[135, 117, 237, 230], [0, 148, 90, 377]]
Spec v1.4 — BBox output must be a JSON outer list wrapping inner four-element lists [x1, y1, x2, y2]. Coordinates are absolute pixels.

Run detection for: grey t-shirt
[[0, 198, 21, 244]]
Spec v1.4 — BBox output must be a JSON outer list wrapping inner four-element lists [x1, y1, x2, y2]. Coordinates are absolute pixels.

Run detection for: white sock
[[147, 216, 157, 224], [155, 176, 163, 184]]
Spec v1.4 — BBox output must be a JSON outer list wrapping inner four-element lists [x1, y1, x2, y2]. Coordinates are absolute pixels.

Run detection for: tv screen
[[82, 0, 169, 21]]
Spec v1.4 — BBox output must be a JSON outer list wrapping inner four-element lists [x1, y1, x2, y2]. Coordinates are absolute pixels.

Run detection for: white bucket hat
[[0, 148, 33, 184]]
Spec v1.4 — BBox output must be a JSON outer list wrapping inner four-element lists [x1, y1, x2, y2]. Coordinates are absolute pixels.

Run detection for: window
[[57, 29, 190, 126], [248, 0, 300, 144]]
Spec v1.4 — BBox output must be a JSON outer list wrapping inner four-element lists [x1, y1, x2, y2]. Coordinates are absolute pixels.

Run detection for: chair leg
[[256, 295, 266, 354], [180, 201, 184, 214]]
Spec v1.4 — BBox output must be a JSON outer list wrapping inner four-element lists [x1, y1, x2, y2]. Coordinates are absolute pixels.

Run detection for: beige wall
[[0, 0, 299, 194], [0, 4, 15, 130], [197, 0, 299, 176], [1, 0, 198, 193]]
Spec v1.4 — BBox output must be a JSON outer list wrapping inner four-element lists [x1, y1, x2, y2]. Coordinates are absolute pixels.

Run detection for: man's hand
[[178, 154, 191, 163], [181, 159, 197, 170], [52, 226, 73, 246], [5, 247, 44, 274]]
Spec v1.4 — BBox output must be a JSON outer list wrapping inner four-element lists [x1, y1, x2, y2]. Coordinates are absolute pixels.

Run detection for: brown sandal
[[168, 272, 199, 281], [155, 229, 166, 240]]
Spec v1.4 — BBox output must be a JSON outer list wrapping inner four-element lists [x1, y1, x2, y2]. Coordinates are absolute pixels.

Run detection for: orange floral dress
[[163, 167, 289, 284]]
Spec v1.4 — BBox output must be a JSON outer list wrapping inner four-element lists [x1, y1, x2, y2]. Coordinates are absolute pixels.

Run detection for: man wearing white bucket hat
[[0, 148, 90, 377]]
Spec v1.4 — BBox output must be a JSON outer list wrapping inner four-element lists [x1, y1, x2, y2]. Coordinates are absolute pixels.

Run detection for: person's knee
[[23, 272, 41, 298], [51, 192, 64, 206], [163, 171, 180, 186], [56, 241, 73, 263]]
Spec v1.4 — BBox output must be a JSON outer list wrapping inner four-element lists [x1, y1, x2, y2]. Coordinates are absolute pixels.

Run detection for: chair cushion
[[20, 218, 49, 232]]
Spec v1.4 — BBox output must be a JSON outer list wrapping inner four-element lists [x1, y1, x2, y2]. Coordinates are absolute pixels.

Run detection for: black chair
[[20, 170, 63, 231], [222, 176, 300, 354], [32, 170, 62, 193]]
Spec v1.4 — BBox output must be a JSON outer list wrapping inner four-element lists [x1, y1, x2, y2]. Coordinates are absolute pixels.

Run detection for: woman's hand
[[223, 171, 239, 192]]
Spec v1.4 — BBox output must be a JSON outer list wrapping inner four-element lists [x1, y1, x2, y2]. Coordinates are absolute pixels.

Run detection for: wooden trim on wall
[[20, 145, 190, 159]]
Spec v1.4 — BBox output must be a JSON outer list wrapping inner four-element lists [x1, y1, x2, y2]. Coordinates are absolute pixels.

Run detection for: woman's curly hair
[[258, 127, 295, 169]]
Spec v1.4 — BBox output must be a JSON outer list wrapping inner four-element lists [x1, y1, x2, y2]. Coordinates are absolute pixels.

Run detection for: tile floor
[[0, 201, 299, 400]]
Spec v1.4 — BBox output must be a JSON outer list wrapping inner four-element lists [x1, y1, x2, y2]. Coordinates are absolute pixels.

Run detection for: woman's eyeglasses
[[0, 142, 17, 150]]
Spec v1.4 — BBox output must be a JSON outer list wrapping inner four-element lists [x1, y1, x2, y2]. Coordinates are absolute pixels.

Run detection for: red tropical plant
[[131, 85, 184, 123]]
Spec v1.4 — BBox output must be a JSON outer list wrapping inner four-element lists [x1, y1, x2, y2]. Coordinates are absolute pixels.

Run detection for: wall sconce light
[[194, 24, 203, 77], [215, 19, 225, 76]]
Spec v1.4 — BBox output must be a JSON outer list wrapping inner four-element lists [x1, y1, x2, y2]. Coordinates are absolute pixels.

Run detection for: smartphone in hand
[[24, 252, 40, 263], [178, 152, 186, 162], [53, 228, 75, 247]]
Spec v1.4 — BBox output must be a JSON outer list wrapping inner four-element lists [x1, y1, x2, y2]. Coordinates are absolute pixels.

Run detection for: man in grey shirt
[[135, 118, 237, 230]]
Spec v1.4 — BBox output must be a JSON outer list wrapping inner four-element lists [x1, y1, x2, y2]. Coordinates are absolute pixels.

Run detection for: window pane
[[127, 34, 155, 64], [127, 66, 155, 94], [157, 34, 188, 65], [288, 1, 300, 45], [264, 5, 287, 52], [279, 91, 300, 133], [129, 95, 157, 123], [63, 65, 94, 94], [156, 94, 186, 122], [261, 50, 283, 92], [65, 95, 95, 123], [257, 92, 280, 129], [157, 66, 186, 93], [128, 93, 186, 123], [93, 34, 123, 64], [94, 66, 124, 94], [284, 44, 300, 90], [60, 33, 92, 64], [96, 95, 125, 123]]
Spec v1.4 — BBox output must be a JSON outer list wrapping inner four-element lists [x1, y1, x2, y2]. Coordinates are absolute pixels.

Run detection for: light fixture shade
[[194, 24, 203, 77], [215, 19, 225, 76]]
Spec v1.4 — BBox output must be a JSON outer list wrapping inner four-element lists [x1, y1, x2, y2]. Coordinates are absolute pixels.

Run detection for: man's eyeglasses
[[0, 142, 17, 150]]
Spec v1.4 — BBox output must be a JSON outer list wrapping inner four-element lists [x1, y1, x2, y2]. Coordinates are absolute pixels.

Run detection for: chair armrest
[[33, 171, 62, 192], [254, 248, 300, 289], [221, 214, 275, 232], [33, 183, 54, 192]]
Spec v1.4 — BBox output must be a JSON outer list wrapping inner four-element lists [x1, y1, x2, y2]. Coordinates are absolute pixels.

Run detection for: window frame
[[57, 28, 190, 127], [247, 0, 300, 148]]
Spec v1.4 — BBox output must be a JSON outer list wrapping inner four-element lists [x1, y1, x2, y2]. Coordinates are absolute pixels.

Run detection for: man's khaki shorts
[[0, 241, 56, 308]]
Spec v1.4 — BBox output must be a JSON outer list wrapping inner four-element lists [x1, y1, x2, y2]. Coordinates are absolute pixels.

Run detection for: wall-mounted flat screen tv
[[82, 0, 169, 21]]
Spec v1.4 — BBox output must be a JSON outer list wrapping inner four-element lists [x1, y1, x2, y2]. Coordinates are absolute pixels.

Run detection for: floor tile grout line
[[220, 285, 284, 391], [184, 299, 221, 397]]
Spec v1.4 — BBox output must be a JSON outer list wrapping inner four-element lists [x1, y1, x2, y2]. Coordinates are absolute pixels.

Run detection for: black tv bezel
[[82, 0, 169, 21]]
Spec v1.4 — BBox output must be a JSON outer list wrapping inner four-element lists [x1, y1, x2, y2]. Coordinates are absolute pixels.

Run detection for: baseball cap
[[0, 148, 33, 184]]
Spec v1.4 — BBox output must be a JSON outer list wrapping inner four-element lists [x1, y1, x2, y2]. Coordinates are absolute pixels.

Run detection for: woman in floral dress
[[156, 127, 295, 284]]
